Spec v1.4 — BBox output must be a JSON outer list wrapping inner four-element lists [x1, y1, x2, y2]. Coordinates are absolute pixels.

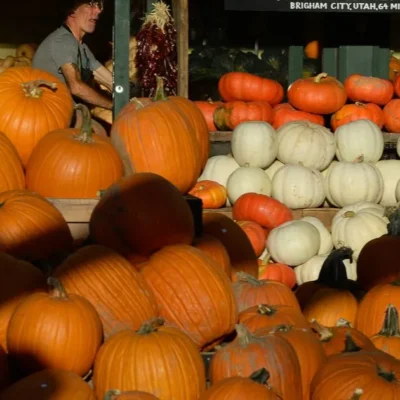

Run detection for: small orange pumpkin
[[331, 102, 385, 130], [25, 104, 123, 198], [258, 259, 296, 289], [389, 56, 400, 82], [236, 220, 266, 257], [304, 40, 320, 59], [218, 72, 284, 105], [383, 98, 400, 132], [194, 99, 223, 132], [272, 102, 325, 129], [344, 74, 394, 106], [394, 71, 400, 97], [213, 101, 273, 131], [7, 278, 103, 377], [288, 72, 347, 114], [188, 180, 227, 209]]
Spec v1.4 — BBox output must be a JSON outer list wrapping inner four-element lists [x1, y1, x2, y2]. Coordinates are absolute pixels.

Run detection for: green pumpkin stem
[[249, 368, 271, 386], [258, 304, 276, 316], [386, 208, 400, 236], [343, 332, 362, 353], [21, 80, 57, 98], [74, 104, 93, 142], [47, 277, 69, 300], [137, 317, 164, 335], [378, 304, 400, 337], [104, 390, 121, 400], [236, 271, 263, 286], [378, 366, 397, 382], [350, 389, 364, 400], [213, 105, 230, 131], [153, 76, 168, 101]]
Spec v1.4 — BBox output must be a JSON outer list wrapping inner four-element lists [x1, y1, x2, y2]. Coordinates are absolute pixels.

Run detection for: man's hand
[[93, 64, 113, 93], [61, 63, 113, 109]]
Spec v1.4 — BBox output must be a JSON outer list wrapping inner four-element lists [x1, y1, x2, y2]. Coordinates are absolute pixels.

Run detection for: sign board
[[224, 0, 400, 12]]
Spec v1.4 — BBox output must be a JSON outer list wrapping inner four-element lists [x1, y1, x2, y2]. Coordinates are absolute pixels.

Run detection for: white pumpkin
[[375, 160, 400, 206], [198, 155, 240, 187], [226, 166, 272, 204], [231, 121, 277, 168], [325, 159, 384, 207], [396, 179, 400, 202], [335, 119, 384, 163], [266, 220, 320, 266], [301, 216, 333, 255], [397, 135, 400, 158], [276, 121, 335, 171], [265, 160, 284, 180], [294, 254, 357, 285], [272, 164, 325, 209], [331, 201, 389, 259]]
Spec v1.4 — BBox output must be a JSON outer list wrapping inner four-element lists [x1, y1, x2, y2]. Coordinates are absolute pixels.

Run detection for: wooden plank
[[172, 0, 189, 97]]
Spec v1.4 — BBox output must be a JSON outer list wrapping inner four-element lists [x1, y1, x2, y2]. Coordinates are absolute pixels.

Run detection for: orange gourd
[[89, 172, 195, 257], [0, 190, 73, 262], [0, 67, 73, 166], [218, 72, 284, 105], [54, 245, 158, 340], [331, 102, 384, 130], [92, 319, 206, 400], [0, 130, 24, 192], [110, 78, 202, 194], [344, 74, 394, 106], [7, 278, 103, 377], [0, 369, 96, 400], [188, 180, 227, 209], [288, 72, 347, 114], [25, 104, 123, 198], [140, 245, 237, 349]]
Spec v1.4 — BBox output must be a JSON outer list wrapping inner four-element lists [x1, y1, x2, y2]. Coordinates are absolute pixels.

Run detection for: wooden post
[[172, 0, 189, 98]]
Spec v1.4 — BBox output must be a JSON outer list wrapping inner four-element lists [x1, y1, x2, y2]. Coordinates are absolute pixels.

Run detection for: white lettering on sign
[[289, 2, 390, 11]]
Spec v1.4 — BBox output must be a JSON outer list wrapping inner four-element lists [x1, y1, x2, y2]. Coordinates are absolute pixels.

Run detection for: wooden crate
[[47, 198, 339, 243]]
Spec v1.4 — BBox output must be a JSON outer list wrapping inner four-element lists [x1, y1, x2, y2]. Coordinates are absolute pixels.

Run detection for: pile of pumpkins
[[1, 170, 400, 399], [0, 43, 37, 73]]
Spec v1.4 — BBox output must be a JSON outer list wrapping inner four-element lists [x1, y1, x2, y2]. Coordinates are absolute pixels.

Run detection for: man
[[33, 0, 113, 110]]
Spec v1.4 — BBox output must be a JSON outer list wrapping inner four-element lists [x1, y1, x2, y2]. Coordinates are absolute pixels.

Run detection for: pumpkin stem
[[343, 332, 362, 353], [137, 317, 164, 335], [21, 79, 57, 98], [153, 76, 168, 101], [104, 390, 121, 400], [258, 249, 271, 266], [343, 211, 356, 219], [236, 271, 263, 286], [314, 72, 328, 83], [354, 102, 365, 107], [235, 323, 256, 346], [353, 155, 364, 163], [213, 105, 230, 131], [336, 318, 352, 327], [270, 324, 291, 334], [316, 247, 354, 287], [350, 389, 364, 400], [377, 366, 397, 382], [310, 319, 334, 341], [47, 277, 69, 300], [131, 97, 146, 109], [377, 304, 400, 337], [74, 104, 93, 143], [257, 304, 276, 316], [249, 368, 271, 386], [387, 208, 400, 236]]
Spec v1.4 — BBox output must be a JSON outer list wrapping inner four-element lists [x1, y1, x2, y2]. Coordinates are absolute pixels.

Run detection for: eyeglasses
[[87, 1, 103, 11]]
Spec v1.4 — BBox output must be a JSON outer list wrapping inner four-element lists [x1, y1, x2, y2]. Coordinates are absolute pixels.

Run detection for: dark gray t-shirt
[[32, 26, 102, 85]]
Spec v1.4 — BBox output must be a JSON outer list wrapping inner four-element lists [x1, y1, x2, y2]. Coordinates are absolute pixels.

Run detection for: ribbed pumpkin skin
[[0, 369, 95, 400], [0, 67, 73, 166], [110, 96, 201, 194], [92, 325, 206, 400], [140, 245, 237, 349], [89, 173, 195, 257], [25, 129, 123, 198], [0, 131, 25, 192], [0, 190, 73, 261], [0, 253, 46, 351], [7, 286, 103, 377], [198, 376, 279, 399], [106, 390, 159, 399], [54, 245, 159, 339]]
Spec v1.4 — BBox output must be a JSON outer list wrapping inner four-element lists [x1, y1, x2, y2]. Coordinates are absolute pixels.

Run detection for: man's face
[[73, 2, 103, 34]]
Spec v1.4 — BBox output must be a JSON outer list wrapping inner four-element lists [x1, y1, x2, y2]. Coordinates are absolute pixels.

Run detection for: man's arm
[[61, 63, 113, 109], [93, 64, 113, 93]]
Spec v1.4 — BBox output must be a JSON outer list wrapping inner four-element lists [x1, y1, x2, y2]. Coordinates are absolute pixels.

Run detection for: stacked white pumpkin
[[199, 118, 400, 285]]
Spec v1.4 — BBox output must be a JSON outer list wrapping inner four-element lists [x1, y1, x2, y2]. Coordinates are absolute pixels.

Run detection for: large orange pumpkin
[[140, 245, 237, 350], [0, 190, 73, 262], [218, 72, 284, 105], [105, 389, 159, 399], [25, 104, 123, 198], [287, 72, 347, 114], [54, 245, 159, 340], [0, 252, 46, 351], [92, 319, 206, 400], [110, 78, 202, 194], [344, 74, 394, 106], [0, 369, 96, 400], [7, 278, 103, 377], [0, 130, 25, 192], [89, 173, 195, 258], [0, 67, 73, 166]]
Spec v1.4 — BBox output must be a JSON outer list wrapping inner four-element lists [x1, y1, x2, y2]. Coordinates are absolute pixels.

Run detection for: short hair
[[61, 0, 104, 21]]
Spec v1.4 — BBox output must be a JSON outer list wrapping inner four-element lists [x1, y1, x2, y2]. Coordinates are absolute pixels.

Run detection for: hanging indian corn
[[135, 1, 178, 97]]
